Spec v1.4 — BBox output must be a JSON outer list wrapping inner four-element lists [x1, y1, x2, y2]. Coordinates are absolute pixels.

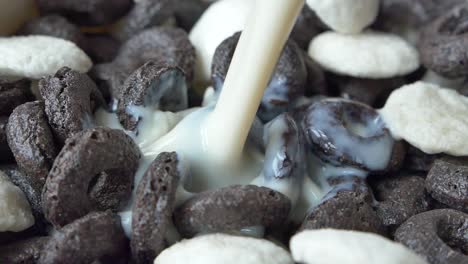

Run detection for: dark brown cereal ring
[[402, 144, 443, 172], [376, 0, 464, 41], [131, 152, 180, 264], [173, 0, 210, 32], [0, 227, 43, 248], [0, 78, 33, 116], [37, 0, 133, 26], [261, 113, 304, 208], [18, 15, 84, 45], [426, 158, 468, 212], [6, 101, 57, 193], [290, 4, 321, 50], [94, 27, 195, 97], [174, 185, 291, 238], [39, 211, 129, 264], [419, 4, 468, 78], [117, 61, 188, 131], [395, 209, 468, 264], [303, 52, 327, 97], [301, 177, 387, 236], [330, 75, 406, 108], [370, 174, 430, 230], [112, 0, 172, 41], [0, 237, 48, 263], [39, 67, 106, 143], [115, 27, 194, 82], [0, 116, 13, 163], [212, 32, 307, 122], [81, 33, 121, 64], [42, 127, 141, 227], [302, 99, 404, 173]]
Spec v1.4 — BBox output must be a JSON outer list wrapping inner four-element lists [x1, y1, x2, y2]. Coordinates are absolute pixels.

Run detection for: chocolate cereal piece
[[426, 158, 468, 212], [212, 32, 307, 122], [6, 101, 57, 192], [174, 185, 291, 238], [303, 53, 327, 96], [42, 128, 141, 227], [82, 34, 121, 64], [131, 152, 180, 264], [290, 5, 321, 50], [0, 78, 33, 116], [39, 211, 129, 264], [301, 178, 387, 236], [94, 27, 195, 97], [302, 99, 403, 173], [0, 237, 48, 263], [331, 75, 406, 108], [112, 0, 172, 41], [39, 67, 105, 143], [37, 0, 133, 26], [395, 209, 468, 264], [370, 174, 430, 229], [18, 15, 83, 45], [173, 0, 210, 32], [376, 0, 465, 41], [117, 61, 188, 131], [419, 4, 468, 78], [0, 117, 13, 163], [402, 144, 442, 172]]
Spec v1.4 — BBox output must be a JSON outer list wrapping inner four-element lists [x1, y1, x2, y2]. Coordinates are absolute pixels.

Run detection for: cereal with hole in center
[[212, 32, 307, 122], [395, 209, 468, 264], [426, 158, 468, 212]]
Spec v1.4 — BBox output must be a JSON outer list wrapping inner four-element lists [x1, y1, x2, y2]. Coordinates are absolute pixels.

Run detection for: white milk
[[97, 0, 388, 240]]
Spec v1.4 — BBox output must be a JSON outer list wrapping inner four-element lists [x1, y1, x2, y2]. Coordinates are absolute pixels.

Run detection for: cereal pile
[[0, 0, 467, 264]]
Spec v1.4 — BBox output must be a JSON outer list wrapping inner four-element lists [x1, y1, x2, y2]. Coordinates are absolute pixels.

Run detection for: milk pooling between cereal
[[95, 0, 306, 236], [96, 0, 399, 239]]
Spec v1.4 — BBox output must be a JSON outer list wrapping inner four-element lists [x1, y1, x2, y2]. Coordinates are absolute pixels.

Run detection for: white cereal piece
[[0, 0, 36, 35], [308, 31, 420, 79], [0, 36, 92, 79], [189, 0, 252, 83], [0, 171, 34, 232], [154, 233, 294, 264], [380, 81, 468, 156], [290, 229, 428, 264], [306, 0, 379, 34]]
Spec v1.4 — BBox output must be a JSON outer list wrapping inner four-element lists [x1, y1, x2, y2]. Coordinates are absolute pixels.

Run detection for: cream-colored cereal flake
[[308, 31, 420, 79], [155, 233, 293, 264], [0, 171, 34, 232], [380, 81, 468, 156], [0, 36, 92, 79], [291, 229, 428, 264]]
